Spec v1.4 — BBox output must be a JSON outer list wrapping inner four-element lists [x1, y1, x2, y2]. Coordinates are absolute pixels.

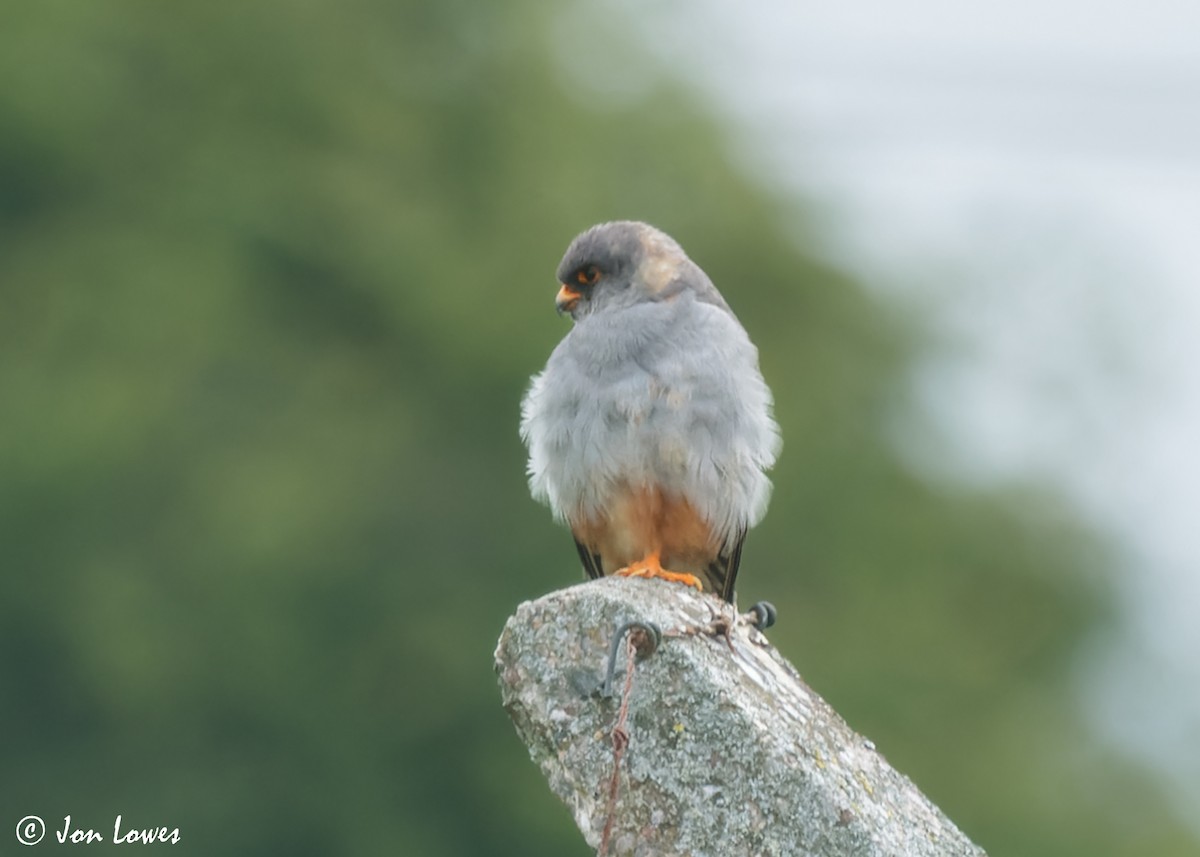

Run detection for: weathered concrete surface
[[495, 577, 987, 857]]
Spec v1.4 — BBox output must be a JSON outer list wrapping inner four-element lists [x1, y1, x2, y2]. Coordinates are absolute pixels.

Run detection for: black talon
[[748, 601, 777, 630], [602, 620, 662, 698]]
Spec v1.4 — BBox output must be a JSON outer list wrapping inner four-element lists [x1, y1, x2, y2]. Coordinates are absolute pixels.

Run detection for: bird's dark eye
[[575, 265, 601, 287]]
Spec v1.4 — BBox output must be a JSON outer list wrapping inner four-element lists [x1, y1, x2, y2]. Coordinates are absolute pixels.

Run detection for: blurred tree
[[0, 0, 1194, 855]]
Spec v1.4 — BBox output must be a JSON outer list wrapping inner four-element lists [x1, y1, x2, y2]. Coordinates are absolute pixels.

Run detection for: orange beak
[[555, 283, 582, 315]]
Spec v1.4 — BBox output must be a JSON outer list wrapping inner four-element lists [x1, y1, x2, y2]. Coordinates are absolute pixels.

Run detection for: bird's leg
[[614, 551, 703, 592]]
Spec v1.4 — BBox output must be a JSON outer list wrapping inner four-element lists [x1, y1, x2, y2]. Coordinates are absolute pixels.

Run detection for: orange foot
[[614, 551, 703, 592]]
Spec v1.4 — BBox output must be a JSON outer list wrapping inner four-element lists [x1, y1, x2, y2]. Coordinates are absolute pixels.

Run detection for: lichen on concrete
[[495, 577, 987, 857]]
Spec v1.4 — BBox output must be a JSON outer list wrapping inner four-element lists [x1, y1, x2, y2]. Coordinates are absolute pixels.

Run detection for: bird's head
[[553, 221, 692, 320]]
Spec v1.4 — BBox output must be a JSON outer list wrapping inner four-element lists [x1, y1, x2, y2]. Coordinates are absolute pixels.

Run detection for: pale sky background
[[566, 0, 1200, 832]]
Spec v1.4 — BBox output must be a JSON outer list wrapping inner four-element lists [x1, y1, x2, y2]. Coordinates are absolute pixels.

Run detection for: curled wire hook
[[601, 620, 662, 698], [746, 600, 777, 630]]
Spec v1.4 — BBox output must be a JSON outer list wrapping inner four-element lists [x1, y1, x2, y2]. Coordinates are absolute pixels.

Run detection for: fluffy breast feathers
[[520, 291, 780, 549]]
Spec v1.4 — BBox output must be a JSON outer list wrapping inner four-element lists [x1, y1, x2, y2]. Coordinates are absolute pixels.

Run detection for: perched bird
[[520, 221, 781, 603]]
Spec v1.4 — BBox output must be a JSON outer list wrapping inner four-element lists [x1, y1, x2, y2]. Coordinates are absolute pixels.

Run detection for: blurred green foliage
[[0, 1, 1194, 854]]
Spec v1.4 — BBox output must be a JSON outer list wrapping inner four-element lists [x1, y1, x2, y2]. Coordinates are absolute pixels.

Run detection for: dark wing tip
[[574, 538, 605, 581]]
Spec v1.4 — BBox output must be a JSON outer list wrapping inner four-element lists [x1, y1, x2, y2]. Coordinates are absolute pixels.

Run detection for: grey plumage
[[520, 221, 781, 601]]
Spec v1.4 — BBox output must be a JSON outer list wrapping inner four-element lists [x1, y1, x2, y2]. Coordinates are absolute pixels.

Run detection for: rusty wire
[[598, 621, 660, 856]]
